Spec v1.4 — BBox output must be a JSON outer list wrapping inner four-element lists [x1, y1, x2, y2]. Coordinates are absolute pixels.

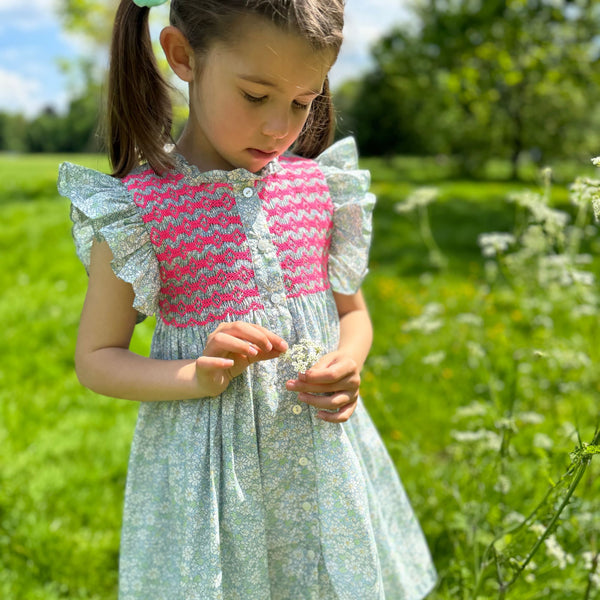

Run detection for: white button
[[302, 502, 312, 512], [257, 239, 270, 251], [292, 405, 302, 415], [306, 550, 316, 561], [242, 187, 254, 198], [299, 457, 309, 466], [271, 293, 284, 305]]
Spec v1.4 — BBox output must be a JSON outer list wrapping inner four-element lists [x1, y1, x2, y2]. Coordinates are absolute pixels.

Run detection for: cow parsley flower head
[[281, 339, 325, 373], [395, 187, 439, 214], [478, 232, 516, 257]]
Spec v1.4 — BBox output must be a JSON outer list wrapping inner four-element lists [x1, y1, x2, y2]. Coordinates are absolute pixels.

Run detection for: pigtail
[[107, 0, 174, 177], [293, 76, 336, 159]]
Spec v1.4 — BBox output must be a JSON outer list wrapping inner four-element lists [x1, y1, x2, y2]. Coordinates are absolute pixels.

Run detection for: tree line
[[3, 0, 600, 178], [0, 84, 101, 154], [336, 0, 600, 177]]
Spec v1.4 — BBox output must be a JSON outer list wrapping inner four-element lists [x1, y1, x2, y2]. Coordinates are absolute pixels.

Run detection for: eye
[[293, 100, 311, 111], [243, 91, 266, 104]]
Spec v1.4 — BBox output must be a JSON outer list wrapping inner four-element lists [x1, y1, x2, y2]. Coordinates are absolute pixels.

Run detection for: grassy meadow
[[1, 152, 599, 599]]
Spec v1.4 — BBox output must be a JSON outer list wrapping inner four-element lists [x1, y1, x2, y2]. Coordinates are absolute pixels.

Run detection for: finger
[[196, 356, 235, 370], [215, 322, 288, 353], [247, 348, 288, 364], [204, 331, 263, 358], [299, 358, 356, 384], [297, 390, 355, 411], [286, 373, 358, 395], [316, 400, 357, 423]]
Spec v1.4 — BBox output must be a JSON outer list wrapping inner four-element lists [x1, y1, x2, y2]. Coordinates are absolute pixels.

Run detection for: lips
[[248, 148, 279, 160]]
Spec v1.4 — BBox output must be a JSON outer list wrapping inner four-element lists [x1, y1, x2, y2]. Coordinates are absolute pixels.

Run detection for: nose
[[261, 110, 289, 139]]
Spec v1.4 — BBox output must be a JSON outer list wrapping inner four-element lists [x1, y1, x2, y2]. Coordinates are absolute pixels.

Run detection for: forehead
[[206, 15, 334, 93]]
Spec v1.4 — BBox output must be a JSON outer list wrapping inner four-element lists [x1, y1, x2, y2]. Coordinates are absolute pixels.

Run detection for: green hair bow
[[133, 0, 168, 7]]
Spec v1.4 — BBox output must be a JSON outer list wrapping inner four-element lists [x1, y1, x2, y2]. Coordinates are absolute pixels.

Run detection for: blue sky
[[0, 0, 411, 117]]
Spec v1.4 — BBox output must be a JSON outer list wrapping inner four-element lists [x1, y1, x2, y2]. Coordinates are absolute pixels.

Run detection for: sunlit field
[[1, 153, 599, 599]]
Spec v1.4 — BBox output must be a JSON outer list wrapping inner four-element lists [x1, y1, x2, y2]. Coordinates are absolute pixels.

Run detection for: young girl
[[58, 0, 436, 598]]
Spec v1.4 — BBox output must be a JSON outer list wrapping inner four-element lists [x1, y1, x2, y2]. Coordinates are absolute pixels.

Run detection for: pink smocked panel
[[122, 156, 333, 327], [123, 169, 263, 327], [262, 156, 333, 298]]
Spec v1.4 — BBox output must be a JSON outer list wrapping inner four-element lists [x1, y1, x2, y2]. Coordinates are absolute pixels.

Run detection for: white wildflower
[[395, 187, 439, 214], [544, 534, 574, 569], [532, 314, 554, 330], [592, 197, 600, 221], [494, 474, 511, 494], [573, 304, 597, 318], [575, 253, 593, 265], [504, 511, 526, 527], [402, 303, 445, 334], [517, 411, 545, 425], [530, 522, 546, 537], [572, 270, 595, 286], [495, 417, 518, 433], [541, 166, 552, 185], [466, 341, 486, 359], [422, 351, 446, 366], [591, 157, 600, 166], [453, 401, 489, 419], [520, 225, 548, 254], [451, 429, 502, 451], [456, 313, 484, 327], [281, 339, 324, 373], [478, 232, 516, 257], [583, 551, 600, 576], [508, 190, 546, 211], [533, 433, 554, 451]]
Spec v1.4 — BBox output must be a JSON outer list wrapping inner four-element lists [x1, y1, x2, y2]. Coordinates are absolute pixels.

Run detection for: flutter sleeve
[[316, 137, 376, 295], [57, 163, 160, 318]]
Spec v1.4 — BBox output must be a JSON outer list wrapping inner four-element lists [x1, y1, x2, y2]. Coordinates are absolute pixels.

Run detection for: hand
[[285, 350, 361, 422], [196, 322, 288, 397]]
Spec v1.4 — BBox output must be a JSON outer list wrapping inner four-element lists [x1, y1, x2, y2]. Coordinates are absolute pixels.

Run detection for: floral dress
[[58, 137, 437, 600]]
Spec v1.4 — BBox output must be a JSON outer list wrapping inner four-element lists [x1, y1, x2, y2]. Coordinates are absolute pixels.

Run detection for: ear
[[160, 26, 195, 83]]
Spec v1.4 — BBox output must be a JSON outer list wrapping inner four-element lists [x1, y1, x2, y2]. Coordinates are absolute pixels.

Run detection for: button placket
[[233, 180, 291, 337]]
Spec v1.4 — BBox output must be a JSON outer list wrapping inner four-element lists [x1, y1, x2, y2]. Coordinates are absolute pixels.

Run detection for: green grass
[[1, 153, 599, 599]]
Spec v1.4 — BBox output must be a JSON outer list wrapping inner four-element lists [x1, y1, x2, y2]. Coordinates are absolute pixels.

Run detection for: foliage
[[0, 82, 102, 154], [389, 157, 600, 598], [1, 153, 599, 599], [344, 0, 600, 177]]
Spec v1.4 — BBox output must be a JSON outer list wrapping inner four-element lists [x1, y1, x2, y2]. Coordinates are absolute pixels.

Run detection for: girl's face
[[182, 16, 333, 173]]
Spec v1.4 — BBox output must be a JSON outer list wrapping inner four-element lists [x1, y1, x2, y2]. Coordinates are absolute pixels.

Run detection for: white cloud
[[330, 0, 412, 86], [0, 66, 69, 116], [0, 67, 41, 114], [0, 0, 60, 31]]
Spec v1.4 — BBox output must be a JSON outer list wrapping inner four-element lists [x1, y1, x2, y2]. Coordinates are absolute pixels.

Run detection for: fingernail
[[248, 345, 259, 356]]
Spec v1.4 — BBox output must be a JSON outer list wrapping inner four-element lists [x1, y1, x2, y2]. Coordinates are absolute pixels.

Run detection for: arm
[[285, 289, 372, 422], [334, 289, 373, 371], [75, 241, 287, 402]]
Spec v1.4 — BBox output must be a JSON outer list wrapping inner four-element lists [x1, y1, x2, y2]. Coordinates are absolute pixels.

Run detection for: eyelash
[[242, 92, 310, 111]]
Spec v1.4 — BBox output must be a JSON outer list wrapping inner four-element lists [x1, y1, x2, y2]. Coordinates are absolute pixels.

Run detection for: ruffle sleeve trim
[[316, 137, 376, 295], [57, 162, 160, 318]]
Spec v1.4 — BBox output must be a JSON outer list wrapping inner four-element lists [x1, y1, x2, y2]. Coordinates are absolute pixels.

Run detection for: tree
[[346, 0, 600, 176]]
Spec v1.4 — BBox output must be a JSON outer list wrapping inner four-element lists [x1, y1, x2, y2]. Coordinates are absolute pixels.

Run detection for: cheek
[[291, 111, 311, 137]]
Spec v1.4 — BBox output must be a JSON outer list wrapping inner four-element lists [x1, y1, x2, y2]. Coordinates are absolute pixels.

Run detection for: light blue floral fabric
[[58, 137, 437, 600]]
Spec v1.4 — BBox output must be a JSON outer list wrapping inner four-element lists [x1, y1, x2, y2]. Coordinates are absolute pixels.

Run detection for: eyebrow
[[237, 75, 322, 96]]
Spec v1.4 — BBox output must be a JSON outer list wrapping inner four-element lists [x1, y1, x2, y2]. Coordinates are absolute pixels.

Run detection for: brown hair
[[108, 0, 345, 177]]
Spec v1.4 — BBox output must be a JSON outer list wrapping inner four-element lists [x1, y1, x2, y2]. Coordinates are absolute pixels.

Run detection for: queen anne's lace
[[281, 339, 325, 373]]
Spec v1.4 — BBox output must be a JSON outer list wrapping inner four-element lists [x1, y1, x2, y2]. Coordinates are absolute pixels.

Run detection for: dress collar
[[169, 149, 283, 183]]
